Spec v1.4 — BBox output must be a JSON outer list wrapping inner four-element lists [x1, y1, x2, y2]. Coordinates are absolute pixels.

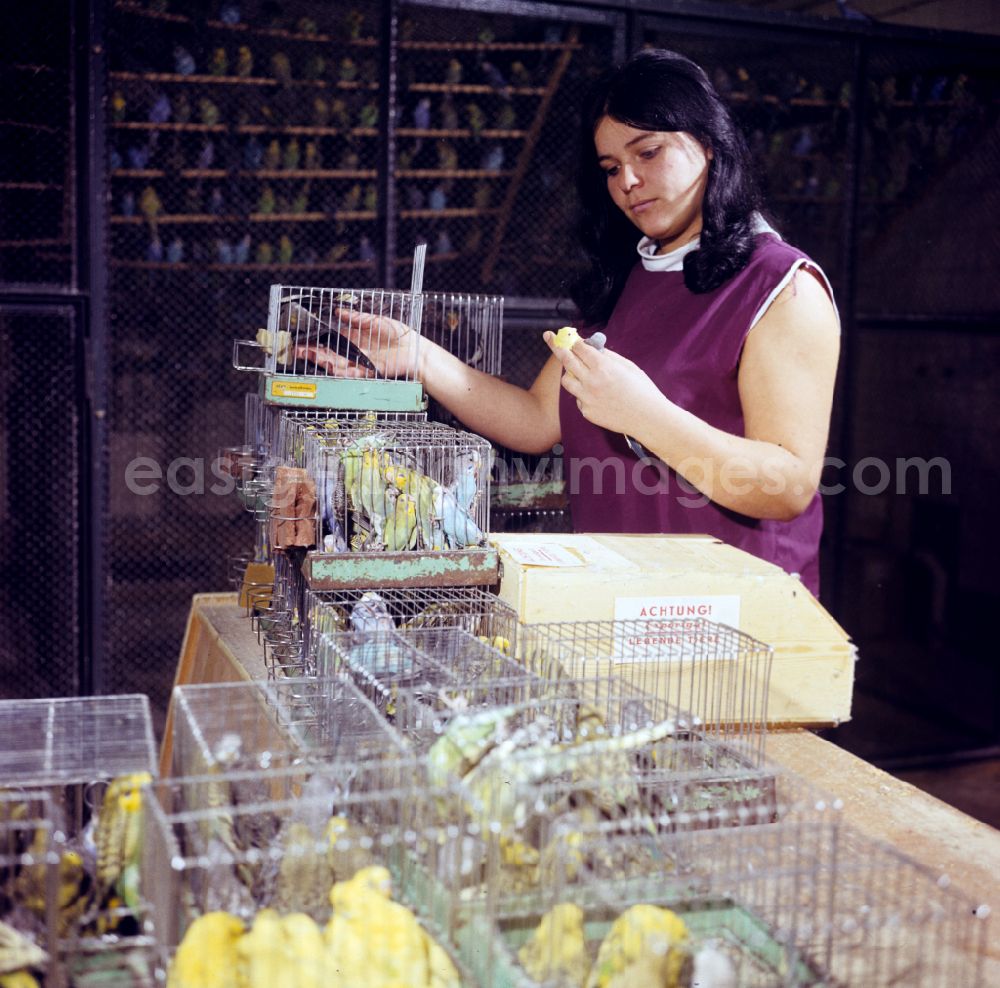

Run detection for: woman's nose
[[617, 163, 641, 192]]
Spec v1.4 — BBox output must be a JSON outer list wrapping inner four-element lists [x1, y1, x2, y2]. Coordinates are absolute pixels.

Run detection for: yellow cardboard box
[[492, 532, 856, 727]]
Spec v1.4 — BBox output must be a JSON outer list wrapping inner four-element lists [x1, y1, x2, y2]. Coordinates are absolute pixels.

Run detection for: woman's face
[[594, 115, 712, 253]]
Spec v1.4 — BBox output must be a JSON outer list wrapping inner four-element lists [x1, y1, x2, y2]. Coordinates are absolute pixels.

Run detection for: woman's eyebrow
[[597, 134, 659, 162]]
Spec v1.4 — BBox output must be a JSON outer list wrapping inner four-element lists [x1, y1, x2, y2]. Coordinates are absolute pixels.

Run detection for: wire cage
[[317, 626, 540, 733], [357, 684, 791, 936], [170, 677, 410, 781], [303, 419, 493, 555], [235, 283, 504, 379], [140, 756, 480, 985], [0, 695, 157, 788], [513, 617, 774, 761], [471, 811, 988, 988], [0, 696, 159, 983], [1, 788, 58, 985], [306, 584, 517, 666], [820, 826, 989, 987]]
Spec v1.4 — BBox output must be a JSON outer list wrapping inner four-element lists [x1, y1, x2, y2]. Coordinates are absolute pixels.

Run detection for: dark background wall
[[1, 0, 998, 818]]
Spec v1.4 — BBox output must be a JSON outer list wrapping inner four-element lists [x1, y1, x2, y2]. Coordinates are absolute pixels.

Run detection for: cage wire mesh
[[514, 617, 773, 761], [463, 772, 844, 988], [0, 4, 73, 288], [300, 419, 492, 555], [0, 309, 82, 703], [140, 755, 480, 985], [0, 697, 159, 983], [234, 283, 504, 383], [479, 815, 990, 987], [306, 584, 517, 667]]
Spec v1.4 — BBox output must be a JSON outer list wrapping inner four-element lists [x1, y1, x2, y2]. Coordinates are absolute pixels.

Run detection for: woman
[[301, 48, 840, 595]]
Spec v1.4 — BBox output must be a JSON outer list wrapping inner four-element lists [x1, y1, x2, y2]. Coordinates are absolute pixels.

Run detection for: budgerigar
[[92, 772, 151, 916], [450, 449, 482, 513], [383, 464, 446, 551], [349, 591, 394, 633], [236, 908, 284, 988], [280, 912, 328, 988], [585, 904, 690, 988], [324, 815, 374, 884], [425, 704, 519, 789], [167, 911, 244, 988], [325, 867, 459, 988], [432, 483, 484, 548], [517, 902, 590, 988], [383, 492, 418, 551], [0, 919, 48, 979], [235, 46, 253, 77], [273, 822, 335, 921], [13, 828, 91, 938]]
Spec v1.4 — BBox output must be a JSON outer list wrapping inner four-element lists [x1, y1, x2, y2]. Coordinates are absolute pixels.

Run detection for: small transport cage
[[0, 695, 159, 984]]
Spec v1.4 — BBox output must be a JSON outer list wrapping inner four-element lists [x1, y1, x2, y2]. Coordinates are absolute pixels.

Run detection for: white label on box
[[612, 594, 742, 662], [503, 542, 588, 567]]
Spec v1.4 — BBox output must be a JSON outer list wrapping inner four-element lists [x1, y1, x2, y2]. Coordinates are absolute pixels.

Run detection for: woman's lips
[[630, 198, 656, 214]]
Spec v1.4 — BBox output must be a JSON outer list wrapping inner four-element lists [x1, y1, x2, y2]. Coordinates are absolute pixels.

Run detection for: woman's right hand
[[294, 306, 421, 380]]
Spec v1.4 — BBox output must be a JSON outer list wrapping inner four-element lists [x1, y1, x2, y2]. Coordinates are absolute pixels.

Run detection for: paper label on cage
[[611, 594, 741, 661], [503, 542, 588, 567], [271, 380, 317, 399]]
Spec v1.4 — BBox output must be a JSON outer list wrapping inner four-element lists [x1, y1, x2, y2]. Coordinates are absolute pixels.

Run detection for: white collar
[[637, 214, 779, 272]]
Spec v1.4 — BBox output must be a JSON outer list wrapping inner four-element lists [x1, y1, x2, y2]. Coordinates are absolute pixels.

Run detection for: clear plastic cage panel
[[0, 695, 157, 786], [170, 677, 409, 780], [141, 757, 480, 986]]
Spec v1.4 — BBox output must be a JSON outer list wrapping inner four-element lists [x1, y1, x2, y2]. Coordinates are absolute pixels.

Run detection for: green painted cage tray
[[464, 896, 831, 988], [304, 547, 500, 589], [262, 374, 427, 412]]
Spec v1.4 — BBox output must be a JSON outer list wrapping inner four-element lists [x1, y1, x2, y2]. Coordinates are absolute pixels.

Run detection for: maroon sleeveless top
[[559, 234, 825, 595]]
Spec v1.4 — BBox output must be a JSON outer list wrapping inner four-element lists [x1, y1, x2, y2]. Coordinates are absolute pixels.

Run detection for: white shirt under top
[[635, 214, 836, 328]]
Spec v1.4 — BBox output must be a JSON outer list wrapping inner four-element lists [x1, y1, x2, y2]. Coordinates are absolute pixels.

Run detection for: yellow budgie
[[166, 911, 244, 988], [325, 866, 460, 988], [0, 973, 42, 988], [279, 912, 328, 988], [237, 909, 284, 988], [517, 903, 590, 988], [585, 904, 691, 988], [13, 828, 90, 937]]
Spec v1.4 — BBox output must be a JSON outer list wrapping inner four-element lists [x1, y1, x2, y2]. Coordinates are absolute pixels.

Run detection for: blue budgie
[[433, 483, 484, 548]]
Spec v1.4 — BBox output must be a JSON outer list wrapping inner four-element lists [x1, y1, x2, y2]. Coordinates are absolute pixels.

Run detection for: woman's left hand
[[543, 332, 666, 434]]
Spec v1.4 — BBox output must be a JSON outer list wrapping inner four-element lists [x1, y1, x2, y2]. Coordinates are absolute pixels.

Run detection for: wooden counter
[[170, 592, 999, 980]]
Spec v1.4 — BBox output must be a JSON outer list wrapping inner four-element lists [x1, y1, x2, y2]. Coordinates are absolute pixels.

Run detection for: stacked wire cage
[[232, 281, 503, 413], [306, 585, 518, 674], [301, 417, 493, 556], [471, 807, 988, 987], [0, 695, 159, 986], [169, 677, 410, 781]]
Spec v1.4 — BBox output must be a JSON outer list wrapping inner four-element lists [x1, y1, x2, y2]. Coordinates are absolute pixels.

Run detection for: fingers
[[294, 345, 371, 377]]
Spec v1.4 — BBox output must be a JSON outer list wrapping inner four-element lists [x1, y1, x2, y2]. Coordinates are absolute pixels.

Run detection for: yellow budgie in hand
[[586, 904, 691, 988], [167, 911, 244, 988], [518, 902, 590, 988]]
